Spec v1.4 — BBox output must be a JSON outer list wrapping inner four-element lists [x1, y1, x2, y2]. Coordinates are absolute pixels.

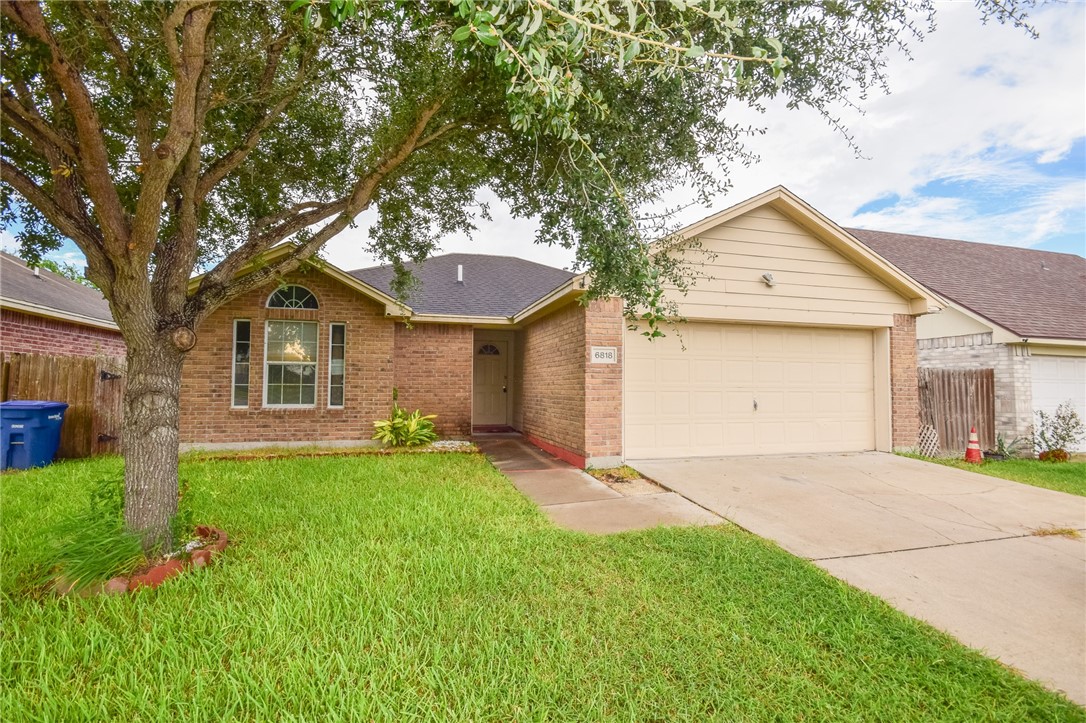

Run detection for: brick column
[[583, 298, 624, 467], [890, 314, 919, 449]]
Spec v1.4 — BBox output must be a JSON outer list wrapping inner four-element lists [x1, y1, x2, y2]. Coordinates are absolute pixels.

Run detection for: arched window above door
[[478, 343, 501, 356]]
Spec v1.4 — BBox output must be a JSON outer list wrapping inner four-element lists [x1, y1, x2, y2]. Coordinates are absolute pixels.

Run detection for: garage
[[1031, 355, 1086, 451], [624, 323, 876, 458]]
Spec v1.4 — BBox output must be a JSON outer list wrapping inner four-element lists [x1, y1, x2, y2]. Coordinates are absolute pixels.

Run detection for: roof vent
[[456, 264, 464, 284], [33, 266, 40, 278]]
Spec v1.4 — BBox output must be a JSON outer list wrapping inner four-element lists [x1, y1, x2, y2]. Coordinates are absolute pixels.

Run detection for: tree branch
[[0, 88, 79, 159], [190, 97, 447, 319], [128, 0, 216, 266], [75, 1, 155, 164], [1, 159, 113, 291], [195, 33, 311, 201], [153, 48, 215, 321], [3, 0, 130, 253]]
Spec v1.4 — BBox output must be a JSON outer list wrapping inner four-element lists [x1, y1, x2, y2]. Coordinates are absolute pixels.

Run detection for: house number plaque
[[591, 346, 617, 364]]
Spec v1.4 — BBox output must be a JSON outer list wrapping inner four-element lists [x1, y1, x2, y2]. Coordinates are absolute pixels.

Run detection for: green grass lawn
[[3, 453, 1083, 720], [901, 455, 1086, 497]]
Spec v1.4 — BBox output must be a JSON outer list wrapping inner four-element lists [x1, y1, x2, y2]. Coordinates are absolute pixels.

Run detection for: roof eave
[[511, 275, 584, 325], [186, 244, 413, 316], [1, 296, 119, 331]]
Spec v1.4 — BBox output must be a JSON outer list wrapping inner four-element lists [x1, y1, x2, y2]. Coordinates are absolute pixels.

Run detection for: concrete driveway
[[629, 452, 1086, 705]]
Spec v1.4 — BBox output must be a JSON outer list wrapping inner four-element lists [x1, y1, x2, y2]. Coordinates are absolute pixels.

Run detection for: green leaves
[[373, 404, 439, 447]]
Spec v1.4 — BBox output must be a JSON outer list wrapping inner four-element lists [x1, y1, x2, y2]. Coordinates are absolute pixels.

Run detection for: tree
[[0, 0, 1034, 550]]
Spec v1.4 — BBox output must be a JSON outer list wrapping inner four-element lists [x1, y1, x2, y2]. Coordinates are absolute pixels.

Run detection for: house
[[179, 187, 941, 466], [0, 251, 125, 359], [852, 230, 1086, 447]]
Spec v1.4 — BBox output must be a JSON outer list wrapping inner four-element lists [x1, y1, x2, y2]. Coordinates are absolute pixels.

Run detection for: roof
[[350, 253, 576, 317], [0, 252, 118, 330], [850, 229, 1086, 341]]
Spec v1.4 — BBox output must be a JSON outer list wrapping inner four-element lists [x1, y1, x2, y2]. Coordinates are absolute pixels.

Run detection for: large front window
[[264, 320, 318, 406]]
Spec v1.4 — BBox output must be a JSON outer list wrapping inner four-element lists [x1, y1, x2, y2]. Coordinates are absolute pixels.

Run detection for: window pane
[[282, 385, 301, 405], [267, 385, 282, 405], [330, 387, 343, 407], [332, 325, 345, 345], [232, 321, 251, 407], [267, 364, 283, 385], [300, 385, 315, 405], [282, 364, 301, 385]]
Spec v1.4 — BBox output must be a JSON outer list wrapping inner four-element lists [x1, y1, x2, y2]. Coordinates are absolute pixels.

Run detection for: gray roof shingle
[[349, 253, 576, 317], [0, 252, 116, 327], [850, 229, 1086, 341]]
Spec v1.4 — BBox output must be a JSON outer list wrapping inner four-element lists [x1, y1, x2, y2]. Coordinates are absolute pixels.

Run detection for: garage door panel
[[693, 359, 722, 383], [658, 391, 690, 416], [625, 322, 875, 458], [725, 360, 754, 384], [661, 358, 691, 383], [626, 358, 656, 386], [694, 424, 724, 447], [692, 392, 723, 416]]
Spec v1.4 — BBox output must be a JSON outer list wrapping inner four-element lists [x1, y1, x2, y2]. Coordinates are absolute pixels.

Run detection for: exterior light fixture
[[761, 272, 776, 287]]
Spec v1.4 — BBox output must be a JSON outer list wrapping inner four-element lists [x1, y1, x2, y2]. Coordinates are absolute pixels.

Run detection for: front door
[[473, 340, 508, 426]]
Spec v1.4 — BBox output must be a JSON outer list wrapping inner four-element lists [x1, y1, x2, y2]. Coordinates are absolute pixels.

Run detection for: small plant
[[372, 403, 438, 447], [988, 434, 1028, 460], [1031, 402, 1085, 462]]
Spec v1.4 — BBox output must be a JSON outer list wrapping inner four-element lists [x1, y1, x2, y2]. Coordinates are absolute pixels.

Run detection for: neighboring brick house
[[180, 187, 940, 467], [0, 252, 125, 360], [853, 230, 1086, 449]]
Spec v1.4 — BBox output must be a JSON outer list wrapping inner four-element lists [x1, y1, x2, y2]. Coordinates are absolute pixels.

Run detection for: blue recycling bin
[[1, 401, 69, 471]]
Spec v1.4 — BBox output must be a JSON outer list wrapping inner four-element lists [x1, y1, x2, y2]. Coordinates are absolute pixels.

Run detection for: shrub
[[372, 403, 438, 447], [1039, 449, 1070, 463], [1032, 401, 1085, 461]]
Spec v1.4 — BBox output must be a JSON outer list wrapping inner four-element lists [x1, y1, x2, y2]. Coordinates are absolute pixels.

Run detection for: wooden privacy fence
[[918, 367, 995, 454], [1, 353, 125, 459]]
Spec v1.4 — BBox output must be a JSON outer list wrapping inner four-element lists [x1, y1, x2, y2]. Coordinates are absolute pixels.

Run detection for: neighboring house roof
[[850, 229, 1086, 341], [350, 253, 576, 318], [0, 251, 118, 331]]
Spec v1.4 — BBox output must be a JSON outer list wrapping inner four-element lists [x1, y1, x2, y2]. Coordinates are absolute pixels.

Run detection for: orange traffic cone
[[964, 426, 983, 464]]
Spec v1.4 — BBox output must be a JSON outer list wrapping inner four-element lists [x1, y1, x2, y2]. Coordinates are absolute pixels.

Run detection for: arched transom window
[[478, 343, 501, 356], [267, 285, 319, 309]]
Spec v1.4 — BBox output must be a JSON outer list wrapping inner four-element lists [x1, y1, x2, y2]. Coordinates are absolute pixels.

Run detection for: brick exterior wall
[[393, 322, 472, 436], [516, 301, 586, 458], [917, 332, 1033, 441], [890, 314, 920, 449], [583, 298, 623, 463], [1, 309, 126, 360], [515, 297, 624, 467], [179, 271, 394, 446]]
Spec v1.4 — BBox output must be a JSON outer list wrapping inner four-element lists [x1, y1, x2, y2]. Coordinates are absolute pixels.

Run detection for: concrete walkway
[[475, 434, 720, 533], [631, 452, 1086, 705]]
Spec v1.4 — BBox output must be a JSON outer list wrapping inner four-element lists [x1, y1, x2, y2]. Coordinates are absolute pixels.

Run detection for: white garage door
[[1031, 355, 1086, 452], [624, 323, 875, 459]]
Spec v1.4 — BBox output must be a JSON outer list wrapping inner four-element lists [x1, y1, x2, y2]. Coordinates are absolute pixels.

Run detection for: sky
[[5, 1, 1084, 272]]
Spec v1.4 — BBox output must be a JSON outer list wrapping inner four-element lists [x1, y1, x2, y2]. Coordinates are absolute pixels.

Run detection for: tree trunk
[[122, 336, 186, 553]]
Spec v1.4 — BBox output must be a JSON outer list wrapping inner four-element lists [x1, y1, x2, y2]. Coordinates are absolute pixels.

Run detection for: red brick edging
[[524, 434, 587, 469]]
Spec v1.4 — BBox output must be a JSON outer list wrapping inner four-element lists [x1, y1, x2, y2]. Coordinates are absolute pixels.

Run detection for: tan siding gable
[[668, 206, 913, 326]]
